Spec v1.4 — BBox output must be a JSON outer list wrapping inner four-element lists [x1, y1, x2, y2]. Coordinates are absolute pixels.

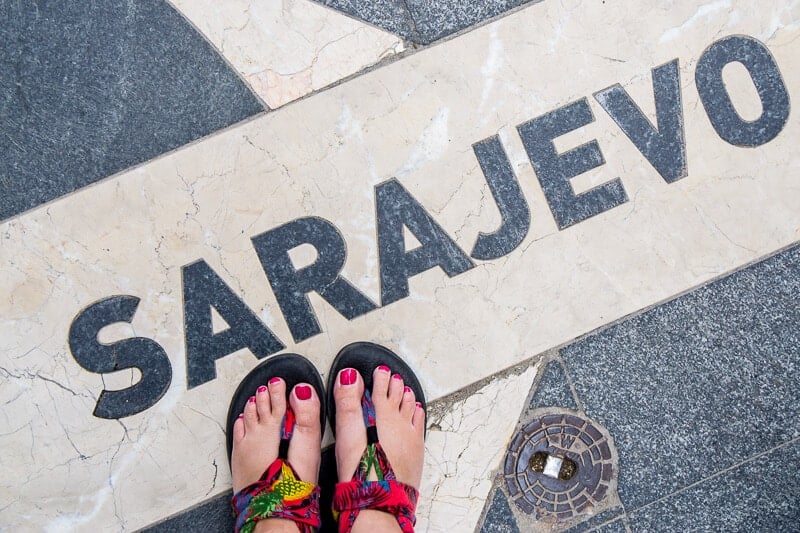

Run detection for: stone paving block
[[173, 0, 404, 109], [628, 440, 800, 531], [312, 0, 417, 41], [591, 518, 628, 533], [480, 488, 522, 533], [406, 0, 541, 44], [529, 358, 579, 410], [0, 0, 263, 221], [561, 244, 800, 511], [143, 492, 234, 532], [561, 507, 624, 533]]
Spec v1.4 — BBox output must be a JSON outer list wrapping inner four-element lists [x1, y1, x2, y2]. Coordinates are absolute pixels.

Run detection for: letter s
[[68, 296, 172, 419]]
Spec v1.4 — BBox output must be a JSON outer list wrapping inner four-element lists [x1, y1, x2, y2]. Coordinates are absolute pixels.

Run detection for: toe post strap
[[232, 458, 321, 533]]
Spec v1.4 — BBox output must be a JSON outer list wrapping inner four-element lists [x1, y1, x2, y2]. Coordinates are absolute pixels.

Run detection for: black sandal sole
[[225, 353, 326, 465], [319, 342, 427, 532]]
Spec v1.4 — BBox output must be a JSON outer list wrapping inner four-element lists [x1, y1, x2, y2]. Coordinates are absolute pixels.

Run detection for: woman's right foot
[[333, 366, 426, 527]]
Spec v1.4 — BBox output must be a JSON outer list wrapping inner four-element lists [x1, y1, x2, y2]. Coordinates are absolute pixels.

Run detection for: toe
[[412, 402, 426, 431], [290, 383, 320, 431], [287, 383, 321, 483], [334, 368, 367, 481], [233, 414, 245, 441], [267, 377, 286, 420], [387, 373, 405, 406], [243, 395, 258, 429], [400, 386, 416, 419], [372, 365, 391, 399], [334, 368, 365, 420], [255, 385, 271, 419]]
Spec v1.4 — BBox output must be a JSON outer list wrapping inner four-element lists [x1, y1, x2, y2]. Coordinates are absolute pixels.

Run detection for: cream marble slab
[[2, 0, 800, 529], [170, 0, 405, 109], [417, 365, 539, 532]]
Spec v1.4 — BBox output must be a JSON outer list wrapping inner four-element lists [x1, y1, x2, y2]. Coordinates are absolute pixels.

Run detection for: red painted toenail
[[257, 385, 267, 393], [377, 365, 391, 373], [296, 385, 312, 400], [248, 396, 255, 403], [238, 413, 244, 418], [269, 377, 281, 385], [416, 402, 422, 409], [340, 368, 357, 385], [392, 373, 403, 380], [404, 386, 412, 393]]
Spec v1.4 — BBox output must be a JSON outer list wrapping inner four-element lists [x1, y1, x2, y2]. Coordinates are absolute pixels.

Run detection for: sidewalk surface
[[1, 1, 798, 531]]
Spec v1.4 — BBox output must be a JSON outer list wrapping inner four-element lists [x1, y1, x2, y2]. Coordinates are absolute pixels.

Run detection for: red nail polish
[[269, 377, 281, 385], [248, 396, 255, 403], [377, 365, 391, 373], [238, 413, 244, 418], [340, 368, 357, 385], [392, 373, 403, 380], [415, 402, 422, 409], [257, 385, 267, 393], [296, 385, 312, 400], [404, 386, 412, 393]]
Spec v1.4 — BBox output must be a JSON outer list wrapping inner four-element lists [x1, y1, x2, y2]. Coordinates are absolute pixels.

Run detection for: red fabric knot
[[333, 479, 418, 533]]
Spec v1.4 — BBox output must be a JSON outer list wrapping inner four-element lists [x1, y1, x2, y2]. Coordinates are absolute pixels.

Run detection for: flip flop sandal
[[324, 342, 426, 533], [226, 353, 326, 533]]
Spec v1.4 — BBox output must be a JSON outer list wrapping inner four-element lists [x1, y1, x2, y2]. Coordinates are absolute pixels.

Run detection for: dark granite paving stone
[[592, 518, 628, 533], [562, 507, 624, 533], [0, 0, 264, 222], [561, 244, 800, 511], [311, 0, 418, 42], [530, 358, 579, 410], [480, 488, 521, 533], [407, 0, 541, 44], [141, 491, 233, 532], [313, 0, 542, 45], [629, 440, 800, 532]]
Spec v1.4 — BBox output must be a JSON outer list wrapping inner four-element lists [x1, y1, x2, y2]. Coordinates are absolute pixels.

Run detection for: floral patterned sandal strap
[[231, 407, 321, 533], [331, 390, 419, 533]]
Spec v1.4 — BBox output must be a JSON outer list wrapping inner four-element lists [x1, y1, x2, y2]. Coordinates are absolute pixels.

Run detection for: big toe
[[334, 368, 366, 481], [286, 383, 321, 483]]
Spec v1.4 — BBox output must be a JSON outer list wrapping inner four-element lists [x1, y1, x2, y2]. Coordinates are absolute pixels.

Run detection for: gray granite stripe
[[0, 0, 264, 222], [312, 0, 543, 44], [628, 439, 800, 531], [561, 243, 800, 512]]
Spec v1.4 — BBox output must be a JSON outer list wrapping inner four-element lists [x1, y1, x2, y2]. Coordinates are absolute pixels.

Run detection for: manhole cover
[[503, 410, 617, 520]]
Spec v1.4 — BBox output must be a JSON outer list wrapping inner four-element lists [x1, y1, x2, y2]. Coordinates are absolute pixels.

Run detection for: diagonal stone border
[[0, 0, 263, 222]]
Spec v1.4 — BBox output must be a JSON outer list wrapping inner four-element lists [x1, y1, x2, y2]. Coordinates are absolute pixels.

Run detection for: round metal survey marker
[[503, 410, 617, 520]]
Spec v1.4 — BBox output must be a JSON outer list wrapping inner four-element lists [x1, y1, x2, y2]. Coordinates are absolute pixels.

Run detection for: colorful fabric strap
[[332, 390, 419, 533], [231, 407, 321, 533]]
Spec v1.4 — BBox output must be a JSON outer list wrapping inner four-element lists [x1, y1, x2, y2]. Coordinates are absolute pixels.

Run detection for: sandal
[[325, 342, 427, 533], [226, 353, 326, 533]]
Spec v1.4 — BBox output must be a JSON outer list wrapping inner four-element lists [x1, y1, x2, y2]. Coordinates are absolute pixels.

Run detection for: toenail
[[295, 385, 312, 400], [340, 368, 357, 386], [404, 386, 412, 393], [238, 413, 244, 418], [377, 365, 391, 373], [257, 385, 267, 393], [415, 402, 422, 409], [392, 373, 403, 380], [248, 396, 255, 403], [269, 377, 281, 385]]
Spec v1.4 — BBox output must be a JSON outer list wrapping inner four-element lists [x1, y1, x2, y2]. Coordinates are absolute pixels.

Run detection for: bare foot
[[231, 378, 321, 531], [334, 366, 425, 530]]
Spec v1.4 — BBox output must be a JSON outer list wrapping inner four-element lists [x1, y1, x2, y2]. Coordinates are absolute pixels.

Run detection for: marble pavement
[[1, 1, 798, 531]]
